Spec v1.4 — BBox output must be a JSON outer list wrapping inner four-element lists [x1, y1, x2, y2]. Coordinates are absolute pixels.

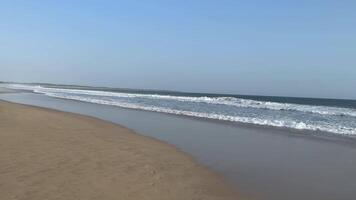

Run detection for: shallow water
[[1, 92, 356, 200]]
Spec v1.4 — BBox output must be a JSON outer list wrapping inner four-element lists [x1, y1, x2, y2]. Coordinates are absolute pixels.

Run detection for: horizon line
[[2, 80, 356, 101]]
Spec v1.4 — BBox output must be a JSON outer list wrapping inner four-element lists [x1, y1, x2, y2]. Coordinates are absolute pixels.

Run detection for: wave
[[5, 84, 356, 136], [7, 84, 356, 118], [40, 92, 356, 136]]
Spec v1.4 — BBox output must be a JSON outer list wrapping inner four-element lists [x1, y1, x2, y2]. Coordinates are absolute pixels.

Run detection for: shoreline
[[0, 100, 238, 200], [2, 86, 355, 139]]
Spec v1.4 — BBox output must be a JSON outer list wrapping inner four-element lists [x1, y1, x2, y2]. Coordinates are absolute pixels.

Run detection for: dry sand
[[0, 100, 238, 200]]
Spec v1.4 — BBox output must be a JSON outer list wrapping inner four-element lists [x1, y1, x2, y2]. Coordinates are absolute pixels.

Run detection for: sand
[[0, 100, 237, 200]]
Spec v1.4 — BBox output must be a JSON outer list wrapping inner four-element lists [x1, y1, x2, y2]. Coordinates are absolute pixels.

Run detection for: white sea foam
[[40, 91, 356, 136], [7, 84, 356, 118]]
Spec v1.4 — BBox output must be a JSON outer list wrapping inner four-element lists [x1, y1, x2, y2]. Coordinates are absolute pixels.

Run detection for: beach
[[0, 100, 237, 200], [1, 87, 356, 200], [2, 1, 355, 199]]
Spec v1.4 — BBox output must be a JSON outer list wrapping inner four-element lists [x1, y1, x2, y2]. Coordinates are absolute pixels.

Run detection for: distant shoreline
[[2, 81, 355, 101], [0, 100, 237, 200]]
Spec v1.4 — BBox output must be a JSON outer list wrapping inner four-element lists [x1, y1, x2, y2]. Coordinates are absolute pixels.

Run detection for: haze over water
[[1, 1, 356, 100]]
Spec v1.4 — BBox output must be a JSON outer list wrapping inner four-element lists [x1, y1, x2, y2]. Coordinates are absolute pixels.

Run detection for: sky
[[0, 1, 355, 99]]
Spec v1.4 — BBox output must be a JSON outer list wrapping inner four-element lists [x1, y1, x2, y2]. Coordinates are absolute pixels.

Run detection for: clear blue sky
[[1, 1, 355, 99]]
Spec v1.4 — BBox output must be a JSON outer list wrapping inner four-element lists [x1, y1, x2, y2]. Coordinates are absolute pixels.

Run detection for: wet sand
[[0, 100, 237, 200]]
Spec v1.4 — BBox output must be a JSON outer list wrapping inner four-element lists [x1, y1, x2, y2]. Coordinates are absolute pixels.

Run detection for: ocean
[[5, 83, 356, 136]]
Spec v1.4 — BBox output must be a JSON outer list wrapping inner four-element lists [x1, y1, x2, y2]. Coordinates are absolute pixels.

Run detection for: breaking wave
[[8, 84, 356, 118], [6, 84, 356, 136]]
